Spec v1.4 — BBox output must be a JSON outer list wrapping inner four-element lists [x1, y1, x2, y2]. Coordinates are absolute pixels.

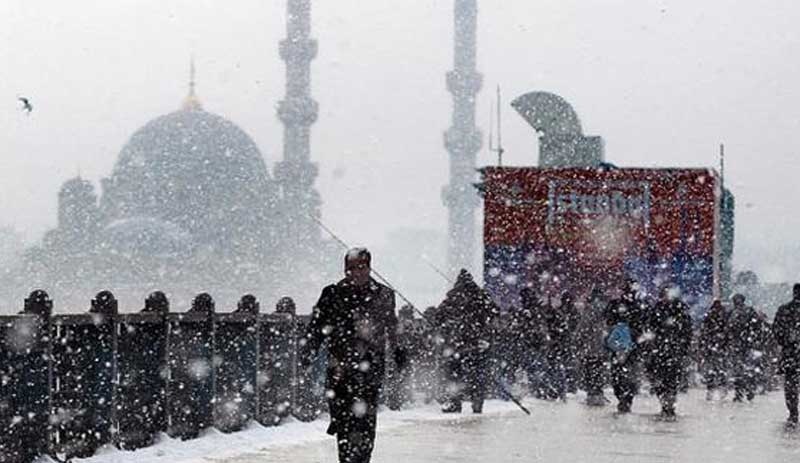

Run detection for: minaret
[[443, 0, 483, 274], [275, 0, 321, 249]]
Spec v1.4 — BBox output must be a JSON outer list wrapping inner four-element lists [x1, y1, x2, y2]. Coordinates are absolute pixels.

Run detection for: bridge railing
[[0, 291, 322, 463]]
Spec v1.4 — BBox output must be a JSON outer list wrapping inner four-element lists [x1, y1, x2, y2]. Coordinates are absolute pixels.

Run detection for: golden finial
[[182, 55, 202, 111]]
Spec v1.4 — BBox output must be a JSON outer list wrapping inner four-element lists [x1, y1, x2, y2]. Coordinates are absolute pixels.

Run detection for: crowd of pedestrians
[[386, 277, 800, 426], [297, 247, 800, 463]]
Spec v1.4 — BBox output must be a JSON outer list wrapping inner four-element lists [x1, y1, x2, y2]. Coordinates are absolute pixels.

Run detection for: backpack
[[606, 322, 635, 353]]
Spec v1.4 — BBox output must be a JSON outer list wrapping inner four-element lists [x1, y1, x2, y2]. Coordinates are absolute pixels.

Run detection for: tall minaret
[[276, 0, 321, 249], [443, 0, 483, 274]]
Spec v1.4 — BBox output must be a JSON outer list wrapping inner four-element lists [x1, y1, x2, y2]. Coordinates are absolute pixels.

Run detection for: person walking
[[699, 300, 730, 400], [604, 279, 648, 413], [517, 287, 550, 398], [301, 248, 401, 463], [387, 305, 417, 410], [773, 283, 800, 427], [727, 294, 761, 402], [648, 287, 693, 420], [437, 269, 499, 414], [545, 292, 580, 400], [577, 289, 610, 406]]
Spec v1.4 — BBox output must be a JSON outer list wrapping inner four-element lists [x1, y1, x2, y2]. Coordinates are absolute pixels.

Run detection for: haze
[[0, 0, 798, 296]]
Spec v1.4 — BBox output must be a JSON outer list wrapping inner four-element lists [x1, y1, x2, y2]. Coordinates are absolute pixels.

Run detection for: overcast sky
[[0, 0, 798, 283]]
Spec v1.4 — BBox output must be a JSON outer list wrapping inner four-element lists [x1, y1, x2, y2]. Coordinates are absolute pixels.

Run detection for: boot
[[616, 400, 631, 414], [471, 401, 483, 414], [660, 406, 677, 421], [785, 411, 799, 431], [442, 401, 462, 413]]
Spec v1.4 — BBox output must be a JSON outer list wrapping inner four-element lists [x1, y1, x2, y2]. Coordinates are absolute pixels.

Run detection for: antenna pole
[[489, 99, 495, 160], [489, 85, 505, 166], [497, 85, 503, 166]]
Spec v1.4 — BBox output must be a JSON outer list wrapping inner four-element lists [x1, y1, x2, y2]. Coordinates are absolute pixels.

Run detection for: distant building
[[478, 89, 736, 311], [6, 86, 330, 307], [4, 1, 338, 309]]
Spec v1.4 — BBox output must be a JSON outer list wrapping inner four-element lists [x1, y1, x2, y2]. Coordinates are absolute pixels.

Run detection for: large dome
[[100, 106, 276, 245]]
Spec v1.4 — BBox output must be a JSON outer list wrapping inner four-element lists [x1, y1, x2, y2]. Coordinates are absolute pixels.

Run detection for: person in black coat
[[516, 287, 549, 398], [648, 287, 693, 419], [577, 289, 610, 406], [773, 283, 800, 426], [754, 311, 777, 395], [699, 300, 730, 400], [604, 279, 648, 413], [497, 310, 521, 389], [419, 306, 444, 404], [386, 305, 421, 410], [726, 294, 761, 402], [437, 269, 499, 414], [301, 248, 401, 463], [545, 292, 580, 400]]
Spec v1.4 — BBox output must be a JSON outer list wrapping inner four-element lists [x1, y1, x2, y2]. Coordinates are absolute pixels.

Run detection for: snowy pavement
[[73, 389, 800, 463]]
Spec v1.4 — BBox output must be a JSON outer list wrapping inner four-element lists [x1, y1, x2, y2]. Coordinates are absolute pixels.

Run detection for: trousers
[[785, 366, 799, 419]]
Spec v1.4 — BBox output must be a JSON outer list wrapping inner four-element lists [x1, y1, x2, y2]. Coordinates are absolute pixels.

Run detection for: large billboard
[[481, 166, 721, 311]]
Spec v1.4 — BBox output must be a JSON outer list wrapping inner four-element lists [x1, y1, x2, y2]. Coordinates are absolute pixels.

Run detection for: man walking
[[387, 305, 417, 410], [437, 269, 499, 413], [727, 294, 761, 402], [699, 300, 730, 400], [648, 287, 693, 419], [773, 283, 800, 427], [577, 289, 610, 406], [604, 279, 648, 413], [517, 287, 549, 398], [545, 292, 580, 400], [301, 248, 400, 463]]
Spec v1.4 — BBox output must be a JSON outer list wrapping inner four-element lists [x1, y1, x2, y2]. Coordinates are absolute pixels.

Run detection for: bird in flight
[[18, 96, 32, 114]]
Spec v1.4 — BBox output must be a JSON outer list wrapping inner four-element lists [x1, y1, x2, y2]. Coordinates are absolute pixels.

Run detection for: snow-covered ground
[[69, 389, 800, 463]]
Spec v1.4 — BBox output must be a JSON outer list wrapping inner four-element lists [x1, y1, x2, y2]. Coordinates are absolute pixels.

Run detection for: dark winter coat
[[395, 315, 425, 366], [773, 299, 800, 371], [546, 301, 580, 352], [302, 278, 398, 395], [699, 302, 729, 359], [726, 305, 763, 358], [436, 271, 500, 355], [648, 298, 693, 371], [511, 293, 548, 352], [576, 297, 610, 359]]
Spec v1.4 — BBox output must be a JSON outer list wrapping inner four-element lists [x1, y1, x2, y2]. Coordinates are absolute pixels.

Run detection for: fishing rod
[[420, 253, 454, 285], [308, 214, 433, 324], [310, 214, 532, 416]]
